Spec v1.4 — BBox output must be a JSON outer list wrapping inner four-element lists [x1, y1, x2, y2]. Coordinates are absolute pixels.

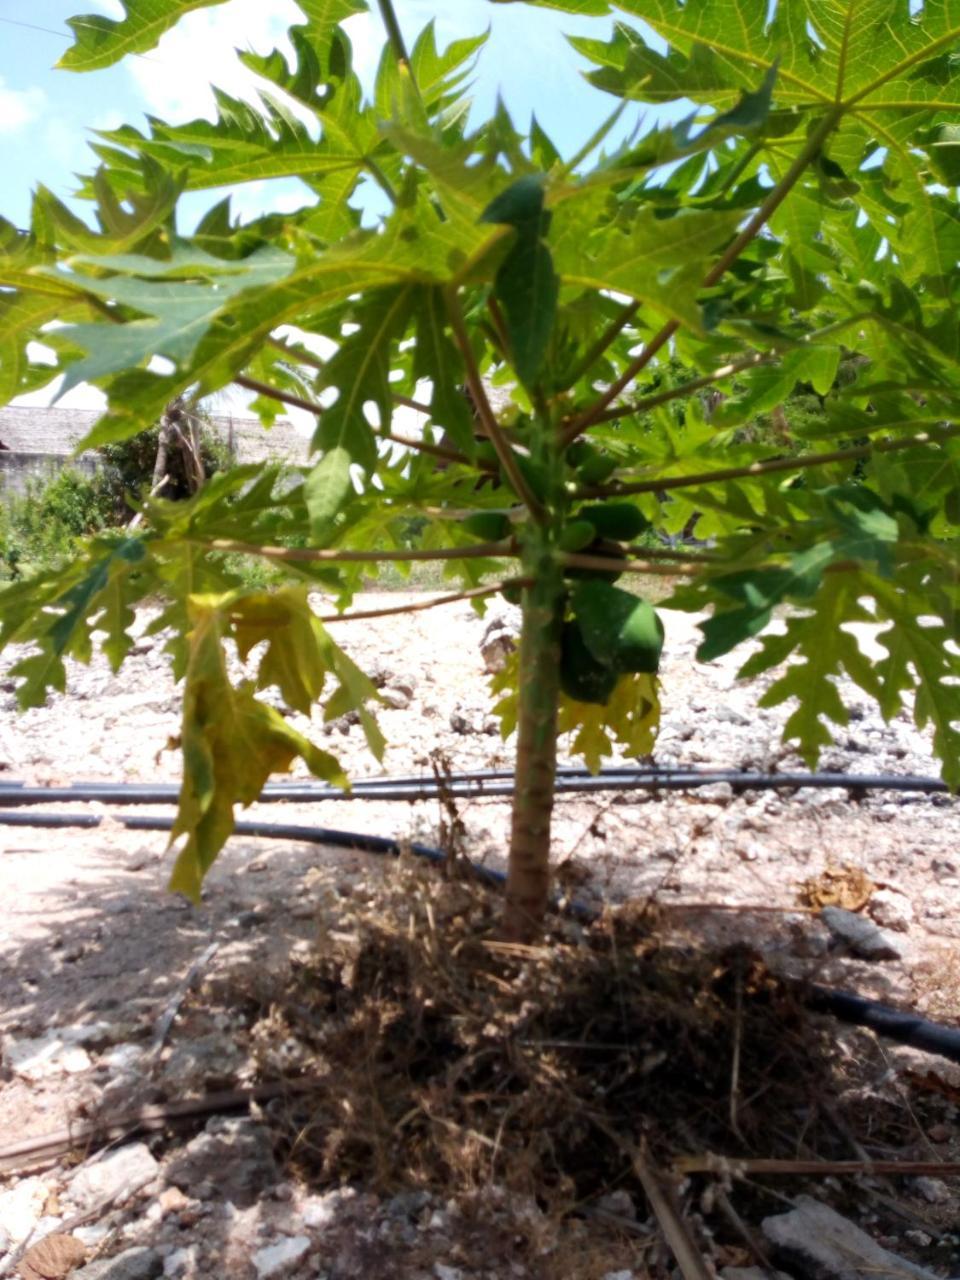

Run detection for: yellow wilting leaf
[[488, 650, 520, 741], [558, 671, 661, 774], [230, 585, 385, 760], [168, 596, 348, 901], [489, 652, 660, 772], [230, 585, 330, 714]]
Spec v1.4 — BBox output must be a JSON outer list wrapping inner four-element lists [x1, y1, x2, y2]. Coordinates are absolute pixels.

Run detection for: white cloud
[[92, 109, 128, 132], [340, 11, 382, 85], [0, 78, 45, 136], [125, 0, 307, 123], [268, 190, 311, 214], [41, 117, 90, 173]]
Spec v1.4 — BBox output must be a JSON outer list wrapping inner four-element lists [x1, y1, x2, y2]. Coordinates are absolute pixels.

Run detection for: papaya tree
[[2, 0, 960, 942]]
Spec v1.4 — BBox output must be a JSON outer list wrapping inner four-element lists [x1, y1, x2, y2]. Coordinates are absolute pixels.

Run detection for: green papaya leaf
[[314, 285, 417, 469], [52, 246, 295, 393], [740, 576, 881, 767], [480, 174, 548, 230], [305, 446, 354, 544], [412, 287, 476, 455], [3, 538, 155, 707], [59, 1, 230, 72]]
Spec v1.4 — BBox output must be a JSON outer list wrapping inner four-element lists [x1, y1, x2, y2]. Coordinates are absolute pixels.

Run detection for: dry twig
[[0, 1080, 323, 1177], [151, 941, 220, 1055], [591, 1119, 713, 1280]]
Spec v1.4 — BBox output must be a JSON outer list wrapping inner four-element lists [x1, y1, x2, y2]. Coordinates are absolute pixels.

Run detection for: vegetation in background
[[98, 414, 232, 516], [1, 0, 959, 941], [0, 468, 114, 579], [0, 375, 837, 584], [0, 415, 233, 579]]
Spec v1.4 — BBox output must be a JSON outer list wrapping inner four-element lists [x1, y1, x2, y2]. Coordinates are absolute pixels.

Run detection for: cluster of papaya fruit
[[557, 474, 662, 702], [559, 579, 664, 704], [461, 487, 663, 707], [461, 497, 647, 550]]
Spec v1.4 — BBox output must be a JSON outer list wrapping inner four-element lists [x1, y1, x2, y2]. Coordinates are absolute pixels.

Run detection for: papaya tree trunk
[[503, 529, 565, 942]]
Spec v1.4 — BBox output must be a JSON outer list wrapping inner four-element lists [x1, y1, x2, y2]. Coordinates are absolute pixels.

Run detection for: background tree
[[1, 0, 959, 940]]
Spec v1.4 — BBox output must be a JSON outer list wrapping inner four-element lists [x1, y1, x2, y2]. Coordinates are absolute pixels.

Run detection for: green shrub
[[97, 418, 232, 520], [0, 416, 235, 580], [0, 468, 115, 579]]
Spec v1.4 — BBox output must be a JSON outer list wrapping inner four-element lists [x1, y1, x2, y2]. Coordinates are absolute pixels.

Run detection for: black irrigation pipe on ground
[[4, 805, 960, 1068], [808, 987, 960, 1064], [0, 809, 508, 892], [0, 768, 950, 808]]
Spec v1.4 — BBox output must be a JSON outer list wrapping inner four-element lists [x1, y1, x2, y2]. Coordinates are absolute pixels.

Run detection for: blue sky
[[0, 0, 643, 413], [0, 1, 633, 229]]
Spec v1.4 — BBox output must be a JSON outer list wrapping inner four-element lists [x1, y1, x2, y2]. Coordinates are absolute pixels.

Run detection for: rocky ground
[[0, 594, 959, 1278]]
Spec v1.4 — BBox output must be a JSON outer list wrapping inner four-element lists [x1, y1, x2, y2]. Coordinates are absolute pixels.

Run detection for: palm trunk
[[503, 529, 565, 942], [182, 411, 205, 494], [151, 418, 172, 494]]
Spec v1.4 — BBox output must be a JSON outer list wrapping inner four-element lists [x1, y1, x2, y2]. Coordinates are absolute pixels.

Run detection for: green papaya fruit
[[462, 511, 511, 541], [567, 441, 618, 486], [571, 579, 664, 674], [563, 536, 625, 583], [559, 519, 597, 552], [559, 621, 618, 705], [514, 452, 550, 503], [499, 581, 523, 606], [566, 441, 593, 469], [579, 502, 649, 543], [577, 452, 618, 486]]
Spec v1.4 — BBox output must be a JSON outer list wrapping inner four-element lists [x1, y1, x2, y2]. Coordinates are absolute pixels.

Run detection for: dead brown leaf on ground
[[799, 863, 875, 912], [18, 1233, 87, 1280]]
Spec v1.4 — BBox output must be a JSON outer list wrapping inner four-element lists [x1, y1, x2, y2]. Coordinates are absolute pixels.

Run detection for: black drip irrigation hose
[[3, 772, 960, 1068], [0, 809, 506, 892], [808, 987, 960, 1064], [0, 766, 951, 807]]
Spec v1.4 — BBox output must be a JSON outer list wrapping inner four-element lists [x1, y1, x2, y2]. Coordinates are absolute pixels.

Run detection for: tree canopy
[[2, 0, 959, 936]]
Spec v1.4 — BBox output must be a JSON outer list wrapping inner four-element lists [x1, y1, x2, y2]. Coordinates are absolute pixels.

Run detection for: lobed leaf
[[168, 597, 349, 901], [304, 446, 354, 544], [59, 0, 229, 71], [738, 575, 882, 766]]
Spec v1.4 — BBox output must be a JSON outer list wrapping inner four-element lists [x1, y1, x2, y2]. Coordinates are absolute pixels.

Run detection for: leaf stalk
[[577, 424, 960, 500], [559, 551, 694, 577], [444, 288, 549, 521], [567, 108, 845, 441], [559, 301, 640, 395], [195, 538, 516, 565], [233, 374, 487, 470], [317, 581, 529, 623]]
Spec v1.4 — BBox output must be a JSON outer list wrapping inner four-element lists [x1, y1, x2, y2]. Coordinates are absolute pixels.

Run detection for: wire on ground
[[0, 766, 950, 808]]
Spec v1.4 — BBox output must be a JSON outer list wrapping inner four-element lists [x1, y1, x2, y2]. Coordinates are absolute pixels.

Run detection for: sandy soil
[[0, 594, 958, 1277], [3, 592, 959, 1024]]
